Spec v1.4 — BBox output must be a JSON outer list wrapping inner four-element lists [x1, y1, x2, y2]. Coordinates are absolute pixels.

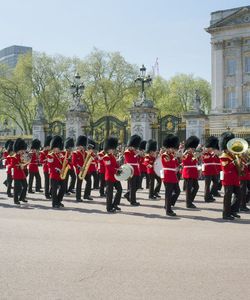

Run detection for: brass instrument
[[60, 151, 70, 180], [19, 152, 31, 169], [78, 151, 94, 180], [226, 138, 248, 175]]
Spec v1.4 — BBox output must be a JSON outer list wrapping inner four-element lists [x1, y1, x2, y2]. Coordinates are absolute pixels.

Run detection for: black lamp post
[[70, 72, 85, 109], [135, 64, 152, 98]]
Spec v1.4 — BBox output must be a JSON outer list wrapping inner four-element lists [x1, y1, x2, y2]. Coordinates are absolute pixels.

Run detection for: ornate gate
[[159, 115, 186, 145], [47, 120, 66, 138], [91, 116, 128, 145]]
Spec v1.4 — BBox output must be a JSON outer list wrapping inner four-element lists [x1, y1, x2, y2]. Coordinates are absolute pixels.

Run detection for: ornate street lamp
[[135, 64, 152, 99], [69, 72, 85, 110]]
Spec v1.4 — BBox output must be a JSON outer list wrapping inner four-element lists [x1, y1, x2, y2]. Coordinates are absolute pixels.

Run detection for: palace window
[[245, 57, 250, 73], [244, 91, 250, 107], [225, 92, 236, 109], [227, 59, 236, 75]]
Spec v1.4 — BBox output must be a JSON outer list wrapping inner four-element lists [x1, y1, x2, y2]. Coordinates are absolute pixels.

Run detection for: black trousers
[[139, 172, 149, 189], [106, 181, 122, 211], [51, 178, 65, 207], [76, 173, 92, 200], [92, 171, 99, 189], [99, 173, 106, 196], [148, 174, 161, 197], [14, 179, 27, 203], [239, 180, 250, 209], [28, 171, 42, 192], [164, 182, 180, 212], [124, 175, 140, 204], [223, 185, 241, 217], [184, 178, 199, 206], [65, 168, 76, 192], [7, 173, 13, 196], [44, 172, 51, 198], [204, 175, 218, 201]]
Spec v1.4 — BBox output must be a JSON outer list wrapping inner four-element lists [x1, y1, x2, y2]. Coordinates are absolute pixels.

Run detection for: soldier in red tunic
[[2, 139, 13, 189], [72, 135, 87, 202], [138, 140, 149, 189], [11, 138, 28, 205], [4, 140, 14, 197], [201, 136, 220, 202], [182, 136, 200, 208], [28, 139, 42, 194], [40, 136, 52, 199], [103, 137, 122, 213], [124, 134, 142, 206], [87, 139, 98, 198], [143, 140, 159, 200], [97, 145, 106, 197], [219, 132, 241, 220], [47, 136, 65, 208], [161, 134, 180, 216], [64, 138, 76, 195], [238, 152, 250, 212]]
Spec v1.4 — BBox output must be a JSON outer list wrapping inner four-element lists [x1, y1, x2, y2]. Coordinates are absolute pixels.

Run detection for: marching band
[[0, 131, 250, 220]]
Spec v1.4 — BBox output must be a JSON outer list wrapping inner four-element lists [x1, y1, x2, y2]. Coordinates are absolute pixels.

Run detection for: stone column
[[183, 112, 207, 144], [129, 105, 158, 141], [66, 106, 90, 140], [32, 103, 47, 145], [233, 38, 243, 107], [211, 40, 224, 112]]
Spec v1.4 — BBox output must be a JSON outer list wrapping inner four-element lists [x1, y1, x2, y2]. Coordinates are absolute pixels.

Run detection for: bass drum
[[114, 164, 134, 181], [153, 156, 163, 178]]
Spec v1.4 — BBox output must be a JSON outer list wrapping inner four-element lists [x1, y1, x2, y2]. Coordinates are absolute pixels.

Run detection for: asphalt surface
[[0, 168, 250, 300]]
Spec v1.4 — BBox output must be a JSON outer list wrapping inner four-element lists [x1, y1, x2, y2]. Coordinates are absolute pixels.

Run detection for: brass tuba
[[227, 138, 248, 175], [60, 151, 70, 180], [78, 151, 94, 180]]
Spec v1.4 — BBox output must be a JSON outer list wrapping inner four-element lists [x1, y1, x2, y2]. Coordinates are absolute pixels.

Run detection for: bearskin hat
[[51, 135, 63, 150], [4, 139, 13, 150], [76, 135, 87, 147], [44, 135, 52, 148], [14, 138, 27, 153], [139, 140, 147, 151], [163, 134, 180, 149], [220, 131, 235, 151], [146, 139, 157, 153], [31, 139, 41, 150], [104, 137, 118, 151], [65, 137, 74, 149], [184, 136, 200, 150], [7, 141, 14, 152], [205, 136, 219, 150], [128, 134, 142, 149], [87, 138, 96, 150]]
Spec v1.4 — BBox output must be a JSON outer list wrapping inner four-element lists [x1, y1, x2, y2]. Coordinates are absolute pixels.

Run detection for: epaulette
[[219, 152, 233, 160], [104, 154, 109, 158]]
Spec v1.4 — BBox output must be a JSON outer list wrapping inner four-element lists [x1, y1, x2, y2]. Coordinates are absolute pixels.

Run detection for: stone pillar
[[66, 105, 90, 140], [32, 103, 47, 145], [234, 38, 243, 107], [183, 112, 207, 144], [129, 99, 158, 141], [211, 40, 224, 112]]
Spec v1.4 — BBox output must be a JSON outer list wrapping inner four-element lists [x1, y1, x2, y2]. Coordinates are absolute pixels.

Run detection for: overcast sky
[[1, 0, 250, 81]]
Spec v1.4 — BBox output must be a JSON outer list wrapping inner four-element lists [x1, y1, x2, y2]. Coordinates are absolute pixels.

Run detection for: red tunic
[[28, 151, 39, 173], [72, 150, 86, 175], [139, 155, 147, 173], [97, 151, 105, 174], [6, 154, 13, 175], [11, 154, 27, 180], [143, 154, 155, 175], [161, 152, 179, 183], [87, 153, 97, 174], [124, 149, 140, 176], [47, 152, 64, 181], [201, 151, 219, 176], [40, 150, 49, 173], [182, 152, 199, 179], [103, 153, 119, 182], [220, 152, 240, 186]]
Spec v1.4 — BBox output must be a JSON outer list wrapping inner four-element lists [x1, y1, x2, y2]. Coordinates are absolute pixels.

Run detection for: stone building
[[206, 6, 250, 136]]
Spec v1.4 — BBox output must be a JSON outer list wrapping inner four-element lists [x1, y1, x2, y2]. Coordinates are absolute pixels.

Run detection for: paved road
[[0, 169, 250, 300]]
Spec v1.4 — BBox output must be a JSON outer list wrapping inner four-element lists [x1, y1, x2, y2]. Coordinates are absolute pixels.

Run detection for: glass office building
[[0, 45, 32, 68]]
